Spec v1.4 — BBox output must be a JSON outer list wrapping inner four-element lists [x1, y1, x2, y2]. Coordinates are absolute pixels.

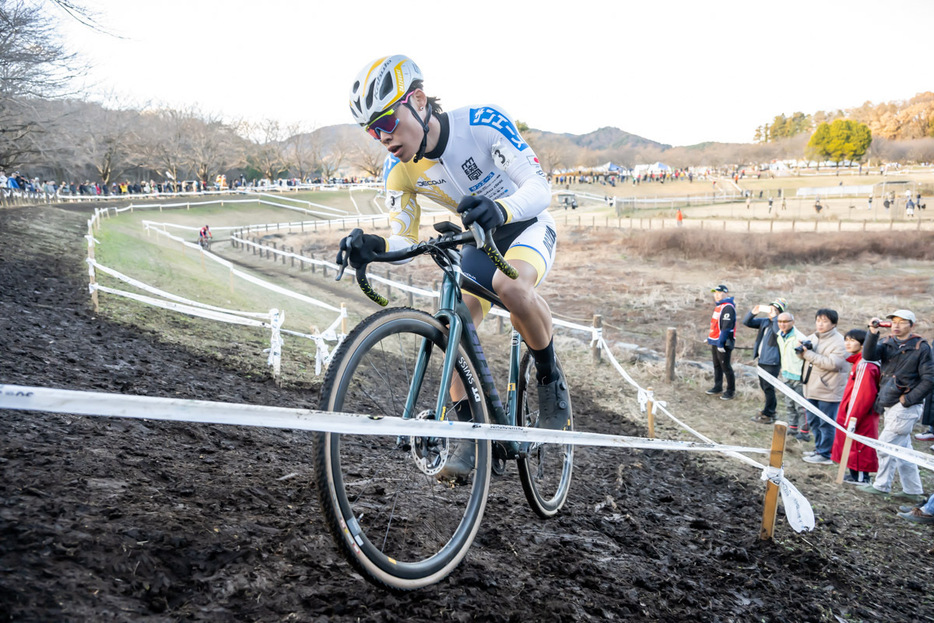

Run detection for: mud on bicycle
[[313, 221, 575, 590]]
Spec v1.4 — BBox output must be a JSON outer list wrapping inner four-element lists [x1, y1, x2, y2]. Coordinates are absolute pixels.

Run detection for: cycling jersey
[[381, 105, 555, 306], [382, 104, 551, 249]]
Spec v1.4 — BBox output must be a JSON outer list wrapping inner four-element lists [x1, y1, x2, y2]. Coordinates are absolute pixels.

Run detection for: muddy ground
[[2, 203, 933, 622]]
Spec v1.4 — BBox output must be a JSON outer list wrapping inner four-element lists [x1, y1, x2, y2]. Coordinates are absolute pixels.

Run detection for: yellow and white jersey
[[382, 104, 551, 252]]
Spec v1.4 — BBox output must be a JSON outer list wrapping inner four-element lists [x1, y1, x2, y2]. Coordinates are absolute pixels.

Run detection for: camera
[[870, 320, 892, 328], [794, 340, 814, 354]]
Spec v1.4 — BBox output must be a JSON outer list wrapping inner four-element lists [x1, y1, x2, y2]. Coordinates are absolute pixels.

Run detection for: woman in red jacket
[[830, 329, 880, 484]]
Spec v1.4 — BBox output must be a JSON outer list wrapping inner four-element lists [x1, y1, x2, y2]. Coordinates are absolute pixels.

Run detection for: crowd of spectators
[[0, 170, 371, 202], [706, 290, 934, 524]]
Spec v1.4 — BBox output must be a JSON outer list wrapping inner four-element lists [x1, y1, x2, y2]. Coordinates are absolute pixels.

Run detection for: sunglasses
[[365, 92, 414, 140]]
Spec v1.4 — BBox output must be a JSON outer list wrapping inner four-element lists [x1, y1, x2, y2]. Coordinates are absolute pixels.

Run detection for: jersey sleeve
[[383, 154, 421, 253], [468, 106, 551, 223]]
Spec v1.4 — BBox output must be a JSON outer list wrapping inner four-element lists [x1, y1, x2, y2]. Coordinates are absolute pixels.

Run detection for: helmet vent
[[378, 75, 394, 100], [365, 81, 375, 109]]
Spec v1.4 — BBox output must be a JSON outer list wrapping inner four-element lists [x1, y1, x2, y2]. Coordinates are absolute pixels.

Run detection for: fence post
[[760, 421, 789, 540], [646, 387, 655, 439], [407, 275, 414, 307], [386, 269, 392, 301], [290, 247, 295, 268], [665, 327, 677, 382], [592, 314, 603, 363], [834, 418, 858, 484], [341, 303, 347, 335]]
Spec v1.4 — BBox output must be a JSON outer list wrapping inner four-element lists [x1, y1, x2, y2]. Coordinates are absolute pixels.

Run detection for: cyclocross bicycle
[[313, 221, 574, 590]]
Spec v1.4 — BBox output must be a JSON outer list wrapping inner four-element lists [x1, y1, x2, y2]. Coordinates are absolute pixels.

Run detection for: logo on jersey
[[469, 107, 528, 151], [461, 157, 482, 181], [416, 178, 446, 187], [469, 171, 495, 193]]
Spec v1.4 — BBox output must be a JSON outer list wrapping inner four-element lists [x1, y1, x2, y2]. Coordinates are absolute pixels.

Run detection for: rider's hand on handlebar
[[336, 228, 387, 269], [457, 196, 506, 231]]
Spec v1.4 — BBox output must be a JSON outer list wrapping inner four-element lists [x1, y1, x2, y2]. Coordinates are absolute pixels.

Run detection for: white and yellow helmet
[[349, 55, 423, 127]]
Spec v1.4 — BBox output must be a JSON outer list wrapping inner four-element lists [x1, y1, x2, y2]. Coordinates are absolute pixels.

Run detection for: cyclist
[[339, 55, 569, 446], [198, 225, 212, 246]]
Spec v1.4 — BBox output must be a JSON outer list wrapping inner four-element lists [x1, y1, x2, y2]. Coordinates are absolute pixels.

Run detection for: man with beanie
[[743, 298, 787, 423], [706, 285, 736, 400], [858, 310, 934, 502]]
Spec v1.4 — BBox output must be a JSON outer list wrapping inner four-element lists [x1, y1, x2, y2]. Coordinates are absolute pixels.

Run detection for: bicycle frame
[[403, 251, 522, 461]]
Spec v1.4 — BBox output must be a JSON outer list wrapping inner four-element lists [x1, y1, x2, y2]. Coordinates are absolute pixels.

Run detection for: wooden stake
[[760, 420, 789, 540], [834, 418, 858, 485], [592, 314, 603, 363], [665, 327, 677, 382], [340, 303, 347, 335], [646, 387, 655, 439]]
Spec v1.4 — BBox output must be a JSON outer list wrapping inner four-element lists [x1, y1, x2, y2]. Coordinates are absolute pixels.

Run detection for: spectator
[[898, 493, 934, 524], [676, 208, 683, 227], [915, 390, 934, 441], [706, 285, 736, 401], [858, 310, 934, 502], [814, 198, 823, 214], [799, 308, 850, 465], [743, 298, 787, 424], [830, 329, 880, 484], [776, 311, 811, 439]]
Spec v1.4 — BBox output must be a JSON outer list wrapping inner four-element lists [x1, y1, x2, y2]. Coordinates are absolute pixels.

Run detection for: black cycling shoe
[[537, 373, 571, 431], [438, 441, 475, 481]]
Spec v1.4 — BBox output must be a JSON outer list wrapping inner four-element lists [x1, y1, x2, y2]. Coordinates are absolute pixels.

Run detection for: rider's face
[[376, 91, 427, 163]]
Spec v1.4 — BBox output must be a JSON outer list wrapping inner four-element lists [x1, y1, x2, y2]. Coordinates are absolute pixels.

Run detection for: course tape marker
[[0, 385, 768, 454], [758, 367, 934, 473]]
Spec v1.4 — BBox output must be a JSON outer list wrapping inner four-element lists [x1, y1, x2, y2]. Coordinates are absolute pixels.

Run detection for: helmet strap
[[404, 99, 432, 163]]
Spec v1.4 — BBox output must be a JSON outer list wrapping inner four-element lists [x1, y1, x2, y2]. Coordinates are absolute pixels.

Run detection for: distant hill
[[541, 126, 670, 152]]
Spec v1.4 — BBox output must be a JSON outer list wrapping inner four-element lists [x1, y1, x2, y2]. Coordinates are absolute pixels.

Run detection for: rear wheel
[[313, 308, 491, 590], [517, 354, 574, 518]]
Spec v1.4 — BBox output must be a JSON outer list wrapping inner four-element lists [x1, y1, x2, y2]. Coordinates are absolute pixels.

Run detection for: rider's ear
[[411, 88, 427, 110]]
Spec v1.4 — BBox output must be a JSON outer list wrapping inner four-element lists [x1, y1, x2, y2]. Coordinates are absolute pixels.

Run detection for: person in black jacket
[[743, 298, 787, 423], [706, 285, 736, 400], [858, 309, 934, 501]]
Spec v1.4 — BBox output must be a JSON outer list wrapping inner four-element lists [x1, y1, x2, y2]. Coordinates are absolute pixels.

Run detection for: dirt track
[[1, 204, 932, 622]]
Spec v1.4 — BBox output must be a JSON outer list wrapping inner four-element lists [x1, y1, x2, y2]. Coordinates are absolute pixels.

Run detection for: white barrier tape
[[757, 367, 934, 473], [146, 227, 342, 313], [91, 284, 273, 328], [266, 309, 284, 370], [0, 384, 769, 454], [231, 235, 439, 299], [250, 192, 347, 216], [89, 260, 270, 319], [761, 466, 815, 532], [596, 336, 814, 530]]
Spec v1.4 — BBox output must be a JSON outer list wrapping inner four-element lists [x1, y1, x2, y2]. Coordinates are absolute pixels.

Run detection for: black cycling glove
[[336, 228, 386, 269], [457, 195, 507, 231]]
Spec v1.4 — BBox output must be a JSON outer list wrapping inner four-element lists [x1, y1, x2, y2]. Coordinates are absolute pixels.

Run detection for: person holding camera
[[798, 308, 849, 465], [706, 285, 736, 400], [743, 298, 787, 424], [858, 310, 934, 502]]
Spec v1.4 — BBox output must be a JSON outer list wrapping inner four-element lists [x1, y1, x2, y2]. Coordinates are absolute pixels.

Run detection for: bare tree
[[186, 110, 246, 185], [136, 107, 196, 187], [283, 123, 320, 180], [247, 119, 288, 181], [351, 137, 387, 179], [319, 137, 350, 180], [0, 0, 85, 169]]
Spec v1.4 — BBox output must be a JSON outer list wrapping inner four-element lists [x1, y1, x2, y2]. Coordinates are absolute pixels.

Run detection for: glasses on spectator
[[365, 92, 414, 140]]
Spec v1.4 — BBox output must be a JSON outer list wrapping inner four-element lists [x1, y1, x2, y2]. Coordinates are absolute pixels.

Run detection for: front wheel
[[517, 354, 574, 518], [313, 308, 492, 590]]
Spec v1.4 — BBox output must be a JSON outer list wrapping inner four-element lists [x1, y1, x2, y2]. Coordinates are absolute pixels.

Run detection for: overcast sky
[[56, 0, 934, 146]]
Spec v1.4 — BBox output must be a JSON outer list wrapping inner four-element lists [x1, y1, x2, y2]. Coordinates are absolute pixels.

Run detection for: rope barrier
[[757, 367, 934, 473], [0, 384, 768, 454]]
